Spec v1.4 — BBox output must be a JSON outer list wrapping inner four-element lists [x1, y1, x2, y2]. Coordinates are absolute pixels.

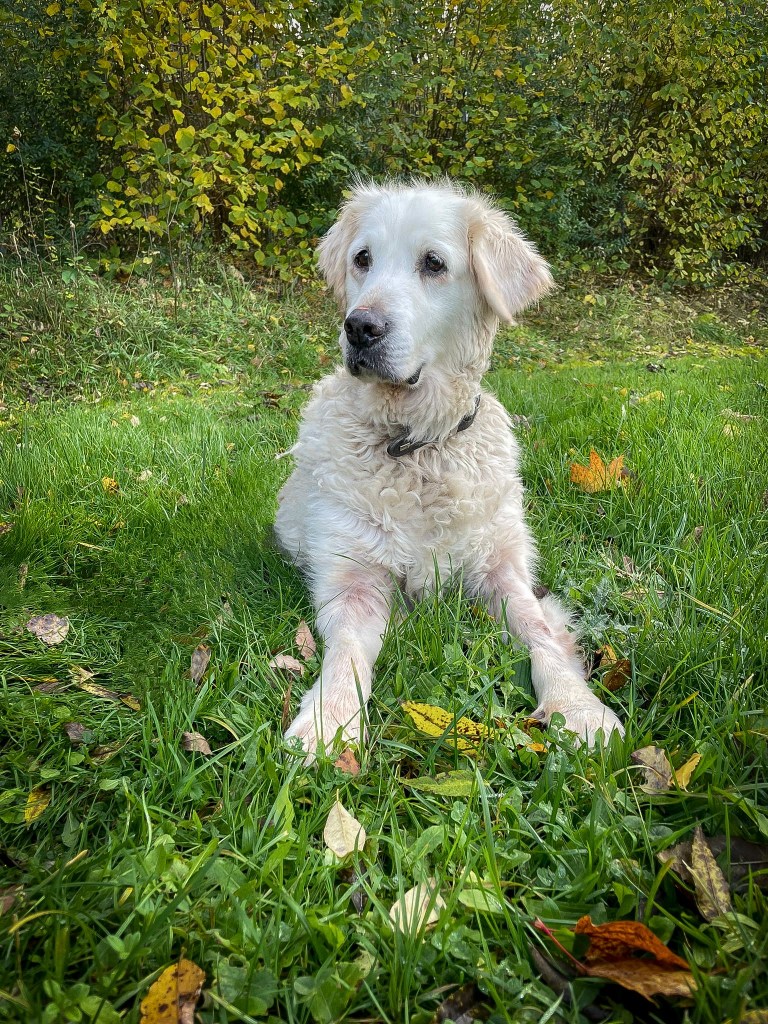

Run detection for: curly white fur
[[275, 180, 624, 759]]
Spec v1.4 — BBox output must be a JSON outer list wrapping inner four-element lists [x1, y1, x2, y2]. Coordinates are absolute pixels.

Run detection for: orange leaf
[[574, 916, 696, 999], [570, 450, 627, 493], [334, 749, 360, 775]]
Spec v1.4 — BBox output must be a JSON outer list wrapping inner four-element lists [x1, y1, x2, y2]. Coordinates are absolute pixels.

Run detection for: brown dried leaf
[[190, 644, 211, 685], [269, 653, 305, 676], [574, 916, 696, 999], [434, 982, 485, 1022], [181, 731, 212, 756], [631, 745, 673, 793], [598, 644, 632, 692], [26, 613, 69, 645], [63, 722, 92, 746], [334, 749, 361, 775], [0, 885, 22, 915], [295, 619, 317, 660], [139, 959, 205, 1024], [690, 825, 732, 921]]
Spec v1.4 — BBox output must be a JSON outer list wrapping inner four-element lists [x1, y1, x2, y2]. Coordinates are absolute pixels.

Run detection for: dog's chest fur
[[283, 373, 524, 593]]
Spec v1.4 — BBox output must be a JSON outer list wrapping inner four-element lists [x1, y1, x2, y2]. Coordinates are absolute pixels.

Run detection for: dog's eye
[[423, 252, 447, 275], [353, 249, 371, 270]]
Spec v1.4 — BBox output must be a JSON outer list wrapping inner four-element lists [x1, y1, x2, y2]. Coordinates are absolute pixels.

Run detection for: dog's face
[[318, 182, 554, 385]]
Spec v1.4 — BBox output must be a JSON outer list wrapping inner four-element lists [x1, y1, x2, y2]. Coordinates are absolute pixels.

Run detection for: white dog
[[276, 180, 624, 759]]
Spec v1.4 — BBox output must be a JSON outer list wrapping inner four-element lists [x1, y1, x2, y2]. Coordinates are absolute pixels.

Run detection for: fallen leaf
[[130, 415, 141, 427], [18, 563, 29, 589], [69, 664, 95, 684], [673, 753, 701, 790], [622, 555, 638, 576], [101, 476, 120, 495], [63, 722, 93, 746], [660, 834, 768, 891], [0, 885, 22, 915], [138, 469, 153, 481], [0, 521, 13, 535], [406, 770, 475, 797], [139, 959, 205, 1024], [74, 679, 141, 710], [269, 654, 305, 676], [721, 408, 758, 422], [631, 745, 673, 793], [434, 982, 485, 1022], [25, 787, 51, 824], [401, 702, 495, 752], [295, 620, 317, 660], [569, 450, 627, 493], [33, 678, 67, 693], [389, 880, 445, 934], [27, 613, 69, 645], [323, 797, 366, 858], [737, 1013, 768, 1023], [334, 749, 360, 775], [190, 644, 211, 685], [458, 887, 505, 914], [637, 390, 665, 403], [574, 916, 696, 999], [181, 731, 212, 756], [690, 825, 732, 921], [598, 644, 632, 692]]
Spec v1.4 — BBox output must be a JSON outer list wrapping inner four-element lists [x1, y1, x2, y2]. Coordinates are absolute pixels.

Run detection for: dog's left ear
[[317, 200, 360, 310], [469, 203, 554, 321]]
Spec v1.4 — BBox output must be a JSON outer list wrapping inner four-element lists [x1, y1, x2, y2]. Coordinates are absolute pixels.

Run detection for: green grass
[[1, 260, 767, 1024]]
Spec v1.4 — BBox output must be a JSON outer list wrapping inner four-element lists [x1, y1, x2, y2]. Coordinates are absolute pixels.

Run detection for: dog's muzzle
[[344, 308, 388, 350]]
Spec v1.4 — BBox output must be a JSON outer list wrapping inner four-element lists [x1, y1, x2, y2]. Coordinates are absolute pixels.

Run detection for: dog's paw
[[284, 698, 363, 765], [534, 693, 624, 746]]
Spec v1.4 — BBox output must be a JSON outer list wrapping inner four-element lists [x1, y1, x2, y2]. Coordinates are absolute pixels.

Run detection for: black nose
[[344, 308, 388, 349]]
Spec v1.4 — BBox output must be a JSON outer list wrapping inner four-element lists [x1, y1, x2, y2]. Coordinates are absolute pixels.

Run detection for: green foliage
[[2, 0, 767, 280], [86, 0, 373, 274], [0, 0, 100, 228]]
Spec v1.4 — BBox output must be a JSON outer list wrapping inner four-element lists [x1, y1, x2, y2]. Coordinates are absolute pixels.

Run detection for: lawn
[[1, 260, 767, 1024]]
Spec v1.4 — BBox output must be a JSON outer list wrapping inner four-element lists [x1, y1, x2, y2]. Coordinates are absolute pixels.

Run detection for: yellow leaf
[[570, 450, 627, 493], [25, 787, 51, 824], [6, 144, 16, 153], [690, 825, 732, 921], [139, 959, 205, 1023], [46, 2, 61, 13], [673, 752, 701, 790], [101, 476, 119, 495], [401, 702, 495, 751], [638, 390, 665, 403]]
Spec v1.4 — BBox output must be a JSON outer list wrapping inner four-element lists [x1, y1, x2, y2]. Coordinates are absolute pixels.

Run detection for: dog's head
[[317, 180, 554, 385]]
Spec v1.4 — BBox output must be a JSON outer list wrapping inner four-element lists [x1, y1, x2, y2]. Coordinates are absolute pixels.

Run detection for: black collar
[[387, 395, 481, 458]]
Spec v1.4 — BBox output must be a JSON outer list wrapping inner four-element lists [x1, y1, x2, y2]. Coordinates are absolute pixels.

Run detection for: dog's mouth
[[346, 354, 423, 387]]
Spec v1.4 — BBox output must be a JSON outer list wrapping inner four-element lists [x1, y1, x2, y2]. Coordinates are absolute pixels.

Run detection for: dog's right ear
[[317, 202, 359, 310]]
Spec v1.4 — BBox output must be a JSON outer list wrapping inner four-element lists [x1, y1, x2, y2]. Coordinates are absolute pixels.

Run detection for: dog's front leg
[[482, 565, 624, 744], [285, 566, 393, 762]]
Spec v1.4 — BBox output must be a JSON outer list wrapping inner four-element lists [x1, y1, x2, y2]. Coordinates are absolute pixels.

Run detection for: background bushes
[[1, 0, 766, 281]]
